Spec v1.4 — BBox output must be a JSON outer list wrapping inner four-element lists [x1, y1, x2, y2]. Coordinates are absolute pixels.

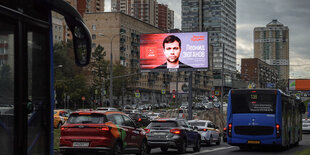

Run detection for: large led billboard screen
[[289, 79, 310, 91], [140, 32, 208, 72]]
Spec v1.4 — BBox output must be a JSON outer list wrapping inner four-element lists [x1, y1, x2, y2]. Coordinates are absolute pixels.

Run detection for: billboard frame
[[139, 32, 210, 73]]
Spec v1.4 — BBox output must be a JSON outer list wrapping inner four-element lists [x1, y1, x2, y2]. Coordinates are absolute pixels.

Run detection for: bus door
[[0, 0, 91, 154], [230, 90, 276, 138]]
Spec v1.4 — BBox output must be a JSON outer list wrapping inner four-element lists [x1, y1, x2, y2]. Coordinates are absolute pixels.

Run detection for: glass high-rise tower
[[182, 0, 236, 73]]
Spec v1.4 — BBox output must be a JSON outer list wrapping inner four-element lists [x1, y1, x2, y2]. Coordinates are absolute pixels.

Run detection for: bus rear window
[[231, 91, 276, 114]]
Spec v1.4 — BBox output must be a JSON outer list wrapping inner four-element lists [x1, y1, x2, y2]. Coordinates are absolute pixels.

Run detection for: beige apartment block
[[254, 19, 289, 82], [84, 12, 164, 92]]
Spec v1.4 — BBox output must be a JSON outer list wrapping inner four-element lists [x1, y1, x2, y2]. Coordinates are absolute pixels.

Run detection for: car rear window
[[149, 121, 178, 127], [67, 113, 107, 124], [129, 114, 141, 119], [189, 122, 206, 127]]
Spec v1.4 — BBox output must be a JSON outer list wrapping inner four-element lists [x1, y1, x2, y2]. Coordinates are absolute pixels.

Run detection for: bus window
[[0, 19, 15, 155], [231, 91, 276, 114]]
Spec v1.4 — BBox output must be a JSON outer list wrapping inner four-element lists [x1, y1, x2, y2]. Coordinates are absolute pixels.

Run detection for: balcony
[[131, 41, 139, 47], [120, 47, 126, 52], [120, 28, 126, 34], [120, 38, 126, 43]]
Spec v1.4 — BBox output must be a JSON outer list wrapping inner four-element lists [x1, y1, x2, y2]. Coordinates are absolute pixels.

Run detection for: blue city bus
[[308, 102, 310, 118], [0, 0, 91, 154], [227, 89, 305, 149]]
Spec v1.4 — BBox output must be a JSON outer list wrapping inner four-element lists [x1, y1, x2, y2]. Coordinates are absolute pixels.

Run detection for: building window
[[92, 43, 96, 49], [92, 34, 96, 40], [92, 25, 96, 30]]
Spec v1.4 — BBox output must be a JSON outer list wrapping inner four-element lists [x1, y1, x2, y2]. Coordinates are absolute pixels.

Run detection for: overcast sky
[[106, 0, 310, 79]]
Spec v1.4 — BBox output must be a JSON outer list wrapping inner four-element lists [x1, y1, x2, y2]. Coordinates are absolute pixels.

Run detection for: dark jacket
[[155, 61, 193, 69]]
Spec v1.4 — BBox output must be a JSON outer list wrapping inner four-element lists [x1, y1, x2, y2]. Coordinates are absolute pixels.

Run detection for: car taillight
[[61, 127, 66, 131], [199, 128, 208, 131], [138, 118, 142, 122], [228, 123, 232, 137], [170, 129, 181, 134], [100, 126, 110, 131], [144, 128, 150, 133], [276, 124, 280, 138]]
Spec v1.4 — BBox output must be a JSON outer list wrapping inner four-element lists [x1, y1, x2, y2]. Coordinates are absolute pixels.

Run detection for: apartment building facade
[[254, 19, 289, 83], [241, 58, 279, 88], [111, 0, 175, 31]]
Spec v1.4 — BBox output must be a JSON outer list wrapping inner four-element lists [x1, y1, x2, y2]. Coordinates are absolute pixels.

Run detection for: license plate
[[247, 140, 260, 144], [153, 132, 166, 135], [73, 142, 89, 147]]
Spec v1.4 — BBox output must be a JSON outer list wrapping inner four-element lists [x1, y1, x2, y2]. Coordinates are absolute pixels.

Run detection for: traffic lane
[[148, 142, 234, 154], [54, 134, 310, 155], [189, 133, 310, 155]]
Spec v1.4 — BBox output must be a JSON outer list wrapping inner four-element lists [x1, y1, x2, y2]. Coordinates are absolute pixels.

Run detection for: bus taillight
[[228, 123, 232, 137], [276, 124, 280, 138]]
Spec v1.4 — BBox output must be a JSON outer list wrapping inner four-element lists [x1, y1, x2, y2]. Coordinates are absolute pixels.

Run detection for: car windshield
[[189, 122, 206, 127], [67, 113, 107, 124], [149, 121, 178, 127]]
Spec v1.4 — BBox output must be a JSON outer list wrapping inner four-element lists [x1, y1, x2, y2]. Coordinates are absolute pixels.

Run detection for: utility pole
[[220, 44, 225, 113], [188, 72, 193, 120], [99, 32, 124, 107]]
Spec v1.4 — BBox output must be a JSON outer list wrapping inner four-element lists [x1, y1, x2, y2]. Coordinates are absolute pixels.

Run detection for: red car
[[59, 110, 148, 155]]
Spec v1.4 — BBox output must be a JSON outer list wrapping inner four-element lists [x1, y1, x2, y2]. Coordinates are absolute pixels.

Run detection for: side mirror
[[66, 19, 91, 66], [39, 0, 91, 66]]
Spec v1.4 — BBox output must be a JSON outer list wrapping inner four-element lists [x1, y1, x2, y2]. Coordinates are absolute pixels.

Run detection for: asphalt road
[[54, 133, 310, 155], [148, 133, 310, 155]]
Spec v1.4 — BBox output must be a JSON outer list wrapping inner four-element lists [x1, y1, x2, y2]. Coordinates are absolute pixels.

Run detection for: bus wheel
[[239, 146, 248, 150]]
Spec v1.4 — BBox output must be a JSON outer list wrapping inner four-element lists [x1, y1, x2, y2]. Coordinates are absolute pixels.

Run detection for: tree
[[0, 64, 13, 101], [276, 79, 288, 93], [113, 63, 129, 97], [90, 45, 109, 104], [53, 41, 90, 109]]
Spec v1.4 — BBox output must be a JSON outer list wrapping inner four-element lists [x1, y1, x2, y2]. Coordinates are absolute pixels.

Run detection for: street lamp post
[[99, 33, 123, 107], [221, 44, 225, 113]]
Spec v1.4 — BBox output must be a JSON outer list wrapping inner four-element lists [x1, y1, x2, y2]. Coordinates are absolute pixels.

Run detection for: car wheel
[[57, 122, 62, 129], [146, 146, 151, 154], [160, 146, 168, 152], [136, 140, 147, 155], [193, 138, 201, 152], [207, 135, 212, 146], [110, 140, 122, 155], [177, 139, 186, 154], [216, 137, 221, 145]]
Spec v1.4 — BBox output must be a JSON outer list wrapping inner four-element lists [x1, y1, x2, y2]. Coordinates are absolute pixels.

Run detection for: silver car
[[302, 118, 310, 132], [188, 120, 221, 146]]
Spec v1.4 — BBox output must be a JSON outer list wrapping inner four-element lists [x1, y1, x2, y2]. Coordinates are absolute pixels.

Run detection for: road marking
[[185, 146, 237, 155]]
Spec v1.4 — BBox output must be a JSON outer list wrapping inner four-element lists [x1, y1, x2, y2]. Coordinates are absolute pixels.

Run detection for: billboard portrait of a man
[[140, 32, 209, 71], [155, 35, 192, 69]]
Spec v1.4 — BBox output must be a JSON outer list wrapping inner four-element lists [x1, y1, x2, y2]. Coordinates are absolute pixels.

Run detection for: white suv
[[188, 120, 221, 145]]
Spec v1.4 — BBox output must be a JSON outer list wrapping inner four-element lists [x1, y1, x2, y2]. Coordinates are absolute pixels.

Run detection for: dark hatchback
[[144, 118, 201, 154], [128, 113, 151, 127]]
